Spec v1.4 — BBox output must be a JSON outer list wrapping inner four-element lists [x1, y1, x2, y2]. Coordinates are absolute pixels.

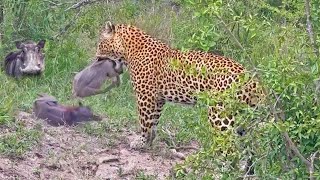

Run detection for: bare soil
[[0, 112, 199, 180]]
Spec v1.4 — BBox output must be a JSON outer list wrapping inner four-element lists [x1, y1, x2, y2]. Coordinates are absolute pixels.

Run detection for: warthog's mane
[[4, 50, 22, 67], [4, 50, 23, 76]]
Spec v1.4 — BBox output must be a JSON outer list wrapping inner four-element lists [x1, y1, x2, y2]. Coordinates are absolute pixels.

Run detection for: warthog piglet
[[33, 93, 101, 126], [72, 58, 125, 98]]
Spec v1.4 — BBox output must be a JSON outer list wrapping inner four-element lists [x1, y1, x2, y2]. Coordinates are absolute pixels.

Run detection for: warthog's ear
[[37, 40, 46, 48], [105, 21, 115, 34], [15, 41, 23, 49]]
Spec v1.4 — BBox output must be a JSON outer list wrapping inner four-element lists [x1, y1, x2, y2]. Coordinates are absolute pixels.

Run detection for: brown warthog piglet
[[72, 58, 125, 98], [33, 93, 101, 126]]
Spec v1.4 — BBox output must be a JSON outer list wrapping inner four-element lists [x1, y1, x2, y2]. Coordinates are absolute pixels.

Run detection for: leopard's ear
[[105, 21, 115, 34]]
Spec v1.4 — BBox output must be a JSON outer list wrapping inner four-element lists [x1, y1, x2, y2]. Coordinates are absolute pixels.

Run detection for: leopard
[[95, 21, 266, 150]]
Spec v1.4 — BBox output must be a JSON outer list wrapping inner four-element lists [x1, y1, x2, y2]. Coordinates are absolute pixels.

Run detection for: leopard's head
[[96, 21, 125, 61]]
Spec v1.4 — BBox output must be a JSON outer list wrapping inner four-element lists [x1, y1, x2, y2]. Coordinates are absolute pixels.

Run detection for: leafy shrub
[[172, 0, 320, 179]]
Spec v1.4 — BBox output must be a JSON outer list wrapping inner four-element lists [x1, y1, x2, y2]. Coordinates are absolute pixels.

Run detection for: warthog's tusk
[[20, 65, 41, 72]]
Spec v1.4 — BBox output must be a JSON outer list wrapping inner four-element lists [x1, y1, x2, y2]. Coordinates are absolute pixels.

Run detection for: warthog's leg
[[90, 75, 121, 96]]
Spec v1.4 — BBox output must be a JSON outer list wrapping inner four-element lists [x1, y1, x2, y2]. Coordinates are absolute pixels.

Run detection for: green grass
[[0, 93, 42, 157], [0, 127, 42, 157], [135, 171, 158, 180]]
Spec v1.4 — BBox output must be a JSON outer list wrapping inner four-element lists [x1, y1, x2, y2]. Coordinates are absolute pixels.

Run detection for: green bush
[[172, 0, 320, 179]]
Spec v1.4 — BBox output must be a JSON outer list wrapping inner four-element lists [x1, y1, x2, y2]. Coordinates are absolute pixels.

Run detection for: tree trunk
[[304, 0, 319, 57], [0, 1, 4, 45]]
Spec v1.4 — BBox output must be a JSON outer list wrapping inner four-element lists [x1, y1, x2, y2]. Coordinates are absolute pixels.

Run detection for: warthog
[[33, 93, 102, 126], [72, 58, 125, 98], [4, 40, 46, 78]]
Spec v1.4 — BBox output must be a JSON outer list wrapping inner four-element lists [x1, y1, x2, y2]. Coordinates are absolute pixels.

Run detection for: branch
[[0, 2, 3, 44], [43, 0, 64, 6], [271, 88, 288, 120], [282, 132, 311, 167], [304, 0, 319, 57], [309, 151, 319, 180], [0, 1, 3, 23], [42, 0, 74, 11], [216, 16, 245, 52], [315, 78, 320, 105], [65, 0, 104, 11]]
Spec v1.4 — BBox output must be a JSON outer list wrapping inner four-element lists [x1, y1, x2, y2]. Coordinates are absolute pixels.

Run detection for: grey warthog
[[72, 58, 125, 98], [4, 40, 46, 78], [33, 93, 102, 127]]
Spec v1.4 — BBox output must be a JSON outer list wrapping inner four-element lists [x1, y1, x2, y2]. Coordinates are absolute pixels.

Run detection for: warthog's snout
[[20, 64, 42, 74]]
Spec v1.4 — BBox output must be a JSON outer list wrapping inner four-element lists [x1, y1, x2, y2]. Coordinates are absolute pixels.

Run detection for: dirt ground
[[0, 112, 199, 180]]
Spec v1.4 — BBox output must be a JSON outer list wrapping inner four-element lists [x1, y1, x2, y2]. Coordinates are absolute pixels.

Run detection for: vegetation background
[[0, 0, 319, 179]]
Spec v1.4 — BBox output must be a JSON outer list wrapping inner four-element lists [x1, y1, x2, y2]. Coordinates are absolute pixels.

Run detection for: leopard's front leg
[[130, 92, 165, 150]]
